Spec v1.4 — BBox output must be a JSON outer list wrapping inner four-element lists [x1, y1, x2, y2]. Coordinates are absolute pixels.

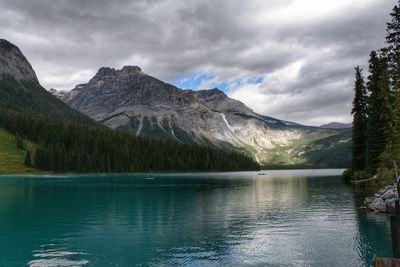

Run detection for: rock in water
[[372, 198, 386, 212], [365, 197, 375, 210], [386, 198, 397, 212]]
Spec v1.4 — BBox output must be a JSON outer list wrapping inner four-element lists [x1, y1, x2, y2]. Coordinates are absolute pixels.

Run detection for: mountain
[[319, 122, 352, 129], [51, 66, 351, 167], [0, 39, 258, 173], [0, 39, 38, 82], [0, 39, 96, 125]]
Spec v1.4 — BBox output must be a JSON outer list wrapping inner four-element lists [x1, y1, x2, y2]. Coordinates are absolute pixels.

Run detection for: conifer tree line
[[0, 108, 259, 173], [349, 1, 400, 179]]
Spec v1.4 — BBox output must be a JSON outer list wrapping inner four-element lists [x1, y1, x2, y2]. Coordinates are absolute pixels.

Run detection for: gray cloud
[[0, 0, 396, 125]]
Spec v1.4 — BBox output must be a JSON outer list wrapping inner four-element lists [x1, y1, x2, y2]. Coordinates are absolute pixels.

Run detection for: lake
[[0, 169, 392, 266]]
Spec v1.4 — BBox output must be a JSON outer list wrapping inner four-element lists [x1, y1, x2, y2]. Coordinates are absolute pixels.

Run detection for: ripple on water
[[28, 243, 89, 267]]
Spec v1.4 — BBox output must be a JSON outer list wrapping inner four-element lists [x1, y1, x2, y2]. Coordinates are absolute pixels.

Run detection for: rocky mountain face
[[51, 66, 350, 167], [0, 39, 38, 82]]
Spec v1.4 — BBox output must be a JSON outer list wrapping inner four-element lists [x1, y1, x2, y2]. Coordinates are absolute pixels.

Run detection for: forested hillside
[[0, 109, 258, 172], [0, 75, 96, 125]]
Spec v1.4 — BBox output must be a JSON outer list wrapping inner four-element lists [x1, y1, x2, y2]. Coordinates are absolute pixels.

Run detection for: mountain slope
[[51, 66, 349, 167], [0, 39, 258, 173], [319, 122, 352, 129], [0, 39, 97, 125]]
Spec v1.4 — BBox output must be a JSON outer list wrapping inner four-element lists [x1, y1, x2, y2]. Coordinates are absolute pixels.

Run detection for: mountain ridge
[[0, 39, 259, 173], [319, 122, 352, 129], [50, 65, 350, 167]]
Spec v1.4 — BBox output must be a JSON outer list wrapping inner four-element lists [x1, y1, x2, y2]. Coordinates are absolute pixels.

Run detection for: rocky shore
[[364, 184, 398, 213]]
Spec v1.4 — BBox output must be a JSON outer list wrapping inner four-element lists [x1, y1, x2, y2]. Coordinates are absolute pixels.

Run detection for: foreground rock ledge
[[364, 184, 398, 213]]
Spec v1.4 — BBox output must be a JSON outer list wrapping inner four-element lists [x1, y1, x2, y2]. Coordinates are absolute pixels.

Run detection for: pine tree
[[385, 1, 400, 161], [385, 1, 400, 89], [351, 66, 368, 170], [377, 58, 394, 146], [375, 58, 397, 180], [366, 52, 388, 174], [15, 133, 24, 150], [24, 150, 31, 167]]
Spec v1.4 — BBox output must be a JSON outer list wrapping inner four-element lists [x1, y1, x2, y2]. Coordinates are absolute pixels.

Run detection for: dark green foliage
[[384, 1, 400, 162], [351, 66, 367, 170], [348, 1, 400, 179], [377, 59, 394, 145], [24, 150, 31, 167], [0, 109, 258, 173], [365, 52, 391, 174], [0, 75, 97, 126], [15, 133, 24, 150], [385, 1, 400, 91]]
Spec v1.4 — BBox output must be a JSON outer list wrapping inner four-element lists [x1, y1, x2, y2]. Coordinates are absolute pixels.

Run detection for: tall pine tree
[[385, 1, 400, 88], [24, 150, 32, 167], [351, 66, 367, 170], [366, 52, 389, 174], [384, 0, 400, 162]]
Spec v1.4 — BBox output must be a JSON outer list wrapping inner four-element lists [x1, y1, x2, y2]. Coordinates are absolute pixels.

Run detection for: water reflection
[[0, 170, 393, 266]]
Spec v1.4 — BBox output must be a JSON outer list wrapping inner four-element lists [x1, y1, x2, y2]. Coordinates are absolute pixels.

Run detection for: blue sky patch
[[176, 73, 214, 90], [248, 76, 264, 85], [176, 73, 264, 92]]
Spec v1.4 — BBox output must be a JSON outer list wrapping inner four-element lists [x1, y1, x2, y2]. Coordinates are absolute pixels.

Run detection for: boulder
[[365, 197, 375, 208], [382, 189, 398, 200], [386, 198, 397, 212], [372, 198, 386, 212]]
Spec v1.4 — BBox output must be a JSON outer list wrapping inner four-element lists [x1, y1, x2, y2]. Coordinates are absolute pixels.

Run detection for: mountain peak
[[198, 88, 226, 97], [93, 66, 144, 80], [121, 65, 142, 73], [95, 67, 116, 78], [0, 39, 38, 83]]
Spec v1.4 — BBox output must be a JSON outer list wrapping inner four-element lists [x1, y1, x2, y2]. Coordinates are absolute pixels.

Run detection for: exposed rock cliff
[[0, 39, 38, 82]]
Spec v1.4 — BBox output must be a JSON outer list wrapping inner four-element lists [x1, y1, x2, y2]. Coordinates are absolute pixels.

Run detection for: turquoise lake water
[[0, 169, 392, 266]]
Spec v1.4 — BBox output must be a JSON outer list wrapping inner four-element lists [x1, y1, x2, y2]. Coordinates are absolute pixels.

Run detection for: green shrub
[[342, 168, 354, 181]]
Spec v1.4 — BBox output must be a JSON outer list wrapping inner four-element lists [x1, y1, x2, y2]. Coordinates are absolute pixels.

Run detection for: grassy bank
[[0, 128, 41, 174]]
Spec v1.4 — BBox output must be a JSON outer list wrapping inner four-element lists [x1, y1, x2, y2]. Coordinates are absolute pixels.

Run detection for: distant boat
[[258, 172, 267, 175]]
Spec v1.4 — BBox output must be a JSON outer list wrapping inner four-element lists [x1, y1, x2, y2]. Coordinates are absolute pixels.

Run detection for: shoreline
[[363, 183, 398, 213], [0, 168, 346, 177]]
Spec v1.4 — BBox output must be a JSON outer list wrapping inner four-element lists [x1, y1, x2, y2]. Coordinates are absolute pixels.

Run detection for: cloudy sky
[[0, 0, 396, 125]]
